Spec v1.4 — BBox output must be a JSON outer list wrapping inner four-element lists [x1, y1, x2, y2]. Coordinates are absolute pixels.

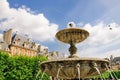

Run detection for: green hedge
[[110, 70, 120, 79], [0, 51, 49, 80], [92, 70, 120, 79]]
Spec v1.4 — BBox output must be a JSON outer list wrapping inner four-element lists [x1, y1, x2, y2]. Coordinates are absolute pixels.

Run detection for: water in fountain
[[105, 64, 115, 79], [111, 69, 118, 80], [101, 73, 105, 80], [93, 63, 103, 80], [94, 67, 103, 80], [56, 68, 61, 79], [40, 70, 46, 80], [35, 70, 41, 80], [56, 65, 63, 79], [76, 64, 80, 80]]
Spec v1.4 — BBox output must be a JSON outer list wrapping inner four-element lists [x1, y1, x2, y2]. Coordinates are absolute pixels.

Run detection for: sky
[[0, 0, 120, 58]]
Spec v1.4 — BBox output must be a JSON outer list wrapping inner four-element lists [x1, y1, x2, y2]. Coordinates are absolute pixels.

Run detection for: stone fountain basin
[[40, 58, 109, 79]]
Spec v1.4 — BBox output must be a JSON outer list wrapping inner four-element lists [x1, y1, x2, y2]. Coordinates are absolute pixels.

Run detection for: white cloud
[[77, 22, 120, 58], [83, 22, 120, 46], [104, 49, 120, 58], [0, 0, 58, 42]]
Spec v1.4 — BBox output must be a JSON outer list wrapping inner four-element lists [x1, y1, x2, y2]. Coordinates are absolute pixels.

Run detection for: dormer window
[[37, 45, 41, 52], [14, 39, 20, 45], [23, 43, 25, 47], [31, 42, 36, 49], [23, 42, 26, 48], [23, 41, 29, 48]]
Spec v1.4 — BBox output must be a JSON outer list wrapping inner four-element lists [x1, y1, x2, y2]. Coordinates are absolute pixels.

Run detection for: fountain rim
[[40, 57, 109, 64], [55, 27, 89, 44]]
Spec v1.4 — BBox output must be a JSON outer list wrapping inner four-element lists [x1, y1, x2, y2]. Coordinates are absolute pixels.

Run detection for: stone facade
[[109, 55, 120, 70], [0, 29, 41, 57], [0, 39, 10, 53], [38, 48, 59, 59]]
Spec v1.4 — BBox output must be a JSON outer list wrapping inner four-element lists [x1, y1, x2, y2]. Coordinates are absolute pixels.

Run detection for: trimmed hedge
[[92, 70, 120, 79], [110, 70, 120, 79], [0, 51, 49, 80]]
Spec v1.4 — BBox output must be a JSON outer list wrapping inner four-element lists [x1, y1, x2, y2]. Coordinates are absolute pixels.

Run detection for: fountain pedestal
[[55, 23, 89, 58], [68, 40, 78, 58]]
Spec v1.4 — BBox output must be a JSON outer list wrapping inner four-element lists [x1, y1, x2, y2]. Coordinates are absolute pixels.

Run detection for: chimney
[[37, 45, 41, 53], [3, 29, 12, 44]]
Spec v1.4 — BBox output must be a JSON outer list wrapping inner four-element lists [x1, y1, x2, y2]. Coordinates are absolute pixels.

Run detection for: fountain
[[40, 22, 109, 79]]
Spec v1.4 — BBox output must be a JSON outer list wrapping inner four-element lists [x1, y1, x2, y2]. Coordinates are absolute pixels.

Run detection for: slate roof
[[11, 34, 37, 51], [12, 34, 28, 46], [112, 57, 120, 63]]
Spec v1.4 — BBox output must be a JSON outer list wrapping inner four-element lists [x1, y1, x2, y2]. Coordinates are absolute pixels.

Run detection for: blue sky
[[7, 0, 120, 27], [0, 0, 120, 58]]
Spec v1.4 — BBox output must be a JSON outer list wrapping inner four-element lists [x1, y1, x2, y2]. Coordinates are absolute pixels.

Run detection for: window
[[25, 50, 27, 55], [23, 43, 26, 47], [30, 51, 33, 56], [5, 48, 9, 51]]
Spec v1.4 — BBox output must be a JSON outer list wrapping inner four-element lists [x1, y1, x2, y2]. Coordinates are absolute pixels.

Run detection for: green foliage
[[101, 71, 110, 78], [0, 51, 49, 80], [92, 70, 120, 79], [110, 70, 120, 79], [91, 71, 109, 79], [39, 55, 48, 62]]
